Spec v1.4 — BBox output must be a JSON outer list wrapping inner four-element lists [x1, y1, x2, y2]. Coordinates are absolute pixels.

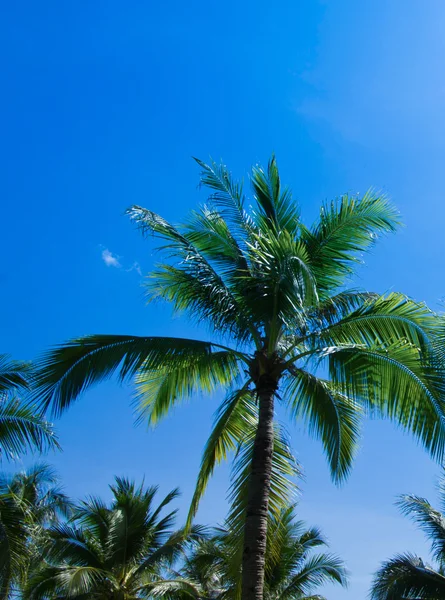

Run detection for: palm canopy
[[0, 464, 71, 600], [0, 355, 58, 460], [25, 477, 206, 600], [174, 504, 346, 600], [34, 156, 445, 509], [371, 480, 445, 600]]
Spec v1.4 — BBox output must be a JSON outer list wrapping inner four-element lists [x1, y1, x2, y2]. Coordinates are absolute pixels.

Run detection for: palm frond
[[127, 206, 254, 341], [227, 421, 301, 538], [371, 553, 445, 600], [285, 371, 361, 482], [396, 494, 445, 563], [278, 553, 347, 600], [187, 386, 255, 529], [327, 342, 445, 460], [302, 190, 400, 293], [0, 398, 59, 459], [138, 577, 201, 599], [34, 335, 223, 416], [312, 293, 438, 353], [251, 155, 300, 234], [0, 356, 33, 393], [134, 351, 241, 426], [193, 157, 254, 244]]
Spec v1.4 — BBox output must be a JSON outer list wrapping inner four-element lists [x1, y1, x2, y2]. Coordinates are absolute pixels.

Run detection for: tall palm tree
[[0, 464, 71, 599], [166, 505, 346, 600], [25, 477, 206, 600], [371, 484, 445, 600], [33, 157, 445, 600], [0, 355, 58, 459]]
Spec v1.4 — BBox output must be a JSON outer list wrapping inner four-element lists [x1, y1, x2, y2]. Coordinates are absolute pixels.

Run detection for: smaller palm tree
[[25, 477, 206, 600], [0, 355, 58, 459], [371, 482, 445, 600], [168, 505, 346, 600], [0, 464, 71, 600]]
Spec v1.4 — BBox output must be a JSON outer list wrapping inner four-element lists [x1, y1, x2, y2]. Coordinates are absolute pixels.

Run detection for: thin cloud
[[101, 248, 121, 268], [126, 262, 142, 276]]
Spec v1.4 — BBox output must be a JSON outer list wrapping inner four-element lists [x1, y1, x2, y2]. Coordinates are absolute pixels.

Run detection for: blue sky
[[2, 1, 445, 597]]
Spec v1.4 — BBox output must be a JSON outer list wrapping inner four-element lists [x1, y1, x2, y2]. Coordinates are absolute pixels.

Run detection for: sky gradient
[[2, 2, 445, 598]]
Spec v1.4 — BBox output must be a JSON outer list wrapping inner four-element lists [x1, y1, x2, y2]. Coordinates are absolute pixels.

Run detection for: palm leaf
[[134, 351, 241, 426], [251, 155, 300, 233], [285, 371, 361, 482], [0, 398, 59, 459], [34, 335, 227, 416], [371, 553, 445, 600], [0, 356, 33, 393], [302, 190, 400, 293], [187, 386, 254, 529], [396, 494, 445, 564]]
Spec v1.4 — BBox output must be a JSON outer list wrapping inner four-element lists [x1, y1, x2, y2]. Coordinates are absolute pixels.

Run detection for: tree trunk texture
[[241, 382, 275, 600]]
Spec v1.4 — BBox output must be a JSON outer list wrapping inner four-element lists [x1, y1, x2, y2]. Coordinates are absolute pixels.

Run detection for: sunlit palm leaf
[[35, 335, 230, 416], [285, 372, 361, 482], [302, 190, 400, 293]]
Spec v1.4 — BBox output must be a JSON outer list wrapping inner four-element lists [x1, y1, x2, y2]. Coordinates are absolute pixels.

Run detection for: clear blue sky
[[2, 1, 445, 598]]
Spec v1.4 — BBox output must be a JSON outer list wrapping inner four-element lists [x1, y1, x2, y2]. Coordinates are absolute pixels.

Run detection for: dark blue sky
[[2, 1, 445, 598]]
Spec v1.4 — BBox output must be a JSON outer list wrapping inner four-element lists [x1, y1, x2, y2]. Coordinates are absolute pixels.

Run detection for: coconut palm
[[0, 355, 58, 460], [33, 157, 445, 600], [25, 477, 206, 600], [371, 484, 445, 600], [167, 505, 346, 600], [0, 464, 71, 599]]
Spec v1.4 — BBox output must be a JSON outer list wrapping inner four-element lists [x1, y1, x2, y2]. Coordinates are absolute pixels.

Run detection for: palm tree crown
[[371, 480, 445, 600], [25, 477, 205, 600], [0, 464, 71, 599], [176, 505, 346, 600], [33, 157, 445, 600]]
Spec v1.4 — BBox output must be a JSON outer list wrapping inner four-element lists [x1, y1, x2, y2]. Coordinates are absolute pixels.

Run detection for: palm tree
[[169, 505, 346, 600], [371, 484, 445, 600], [0, 464, 71, 599], [25, 477, 206, 600], [0, 355, 58, 459], [33, 157, 445, 600]]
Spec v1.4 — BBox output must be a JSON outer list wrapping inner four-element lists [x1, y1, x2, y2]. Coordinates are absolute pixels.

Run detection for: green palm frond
[[0, 356, 33, 393], [127, 206, 254, 340], [371, 553, 445, 600], [25, 565, 108, 600], [327, 342, 445, 460], [251, 155, 300, 234], [139, 577, 201, 599], [134, 350, 241, 426], [285, 371, 361, 482], [193, 157, 254, 244], [0, 398, 59, 459], [313, 293, 437, 352], [396, 494, 445, 564], [227, 421, 301, 538], [302, 190, 400, 293], [184, 206, 250, 276], [243, 230, 318, 334], [35, 335, 232, 416], [277, 553, 347, 600], [187, 386, 254, 529], [0, 491, 30, 600]]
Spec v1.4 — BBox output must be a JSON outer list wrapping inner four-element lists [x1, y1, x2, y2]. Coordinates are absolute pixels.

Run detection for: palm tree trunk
[[241, 383, 275, 600]]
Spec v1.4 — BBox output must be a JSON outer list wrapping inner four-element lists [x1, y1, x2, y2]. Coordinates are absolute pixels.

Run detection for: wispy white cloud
[[101, 248, 121, 268], [126, 262, 142, 276]]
